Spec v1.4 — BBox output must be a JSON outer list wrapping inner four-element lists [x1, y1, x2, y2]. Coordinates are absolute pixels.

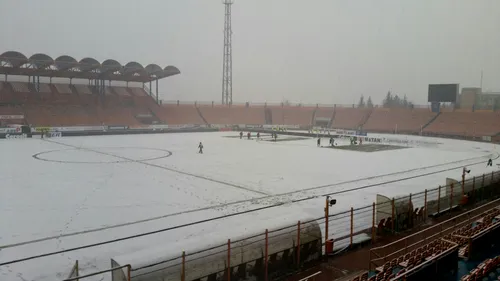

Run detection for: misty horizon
[[0, 0, 499, 105]]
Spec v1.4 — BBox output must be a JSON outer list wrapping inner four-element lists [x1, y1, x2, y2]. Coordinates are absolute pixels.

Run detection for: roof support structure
[[0, 51, 180, 83], [0, 51, 181, 105]]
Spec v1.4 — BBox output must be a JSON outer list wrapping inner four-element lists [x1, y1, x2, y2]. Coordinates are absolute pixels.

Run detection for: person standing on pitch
[[487, 158, 493, 167], [198, 142, 204, 154], [257, 132, 260, 139], [247, 132, 251, 140], [239, 131, 243, 139], [317, 138, 321, 147]]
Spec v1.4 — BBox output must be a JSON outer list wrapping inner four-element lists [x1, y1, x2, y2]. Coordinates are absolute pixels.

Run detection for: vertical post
[[409, 193, 413, 227], [491, 171, 494, 184], [482, 173, 485, 188], [462, 169, 465, 196], [424, 189, 428, 222], [472, 176, 476, 203], [155, 79, 159, 104], [265, 229, 268, 281], [404, 237, 408, 255], [227, 239, 231, 281], [324, 197, 329, 254], [76, 260, 79, 281], [450, 183, 454, 210], [297, 221, 301, 266], [350, 207, 354, 246], [437, 186, 441, 214], [127, 265, 131, 281], [391, 198, 395, 233], [369, 250, 372, 271], [372, 202, 376, 243], [181, 251, 185, 281]]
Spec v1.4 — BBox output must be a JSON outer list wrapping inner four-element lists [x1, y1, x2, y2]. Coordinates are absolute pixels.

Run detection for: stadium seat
[[155, 104, 205, 125], [198, 105, 265, 125], [424, 111, 500, 136], [269, 106, 315, 126], [332, 107, 370, 130], [363, 108, 436, 134]]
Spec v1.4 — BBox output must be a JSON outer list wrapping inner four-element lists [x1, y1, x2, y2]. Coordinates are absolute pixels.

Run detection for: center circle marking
[[32, 147, 173, 164]]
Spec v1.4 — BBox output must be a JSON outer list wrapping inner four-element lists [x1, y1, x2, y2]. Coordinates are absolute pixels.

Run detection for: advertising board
[[107, 126, 129, 130], [0, 133, 31, 139], [0, 127, 19, 133], [0, 115, 24, 119], [148, 124, 169, 130]]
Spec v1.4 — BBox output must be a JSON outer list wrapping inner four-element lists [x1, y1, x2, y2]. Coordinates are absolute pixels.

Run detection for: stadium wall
[[0, 125, 216, 139]]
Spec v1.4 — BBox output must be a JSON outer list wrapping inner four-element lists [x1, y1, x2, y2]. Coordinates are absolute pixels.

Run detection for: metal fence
[[68, 170, 500, 281], [159, 100, 438, 109], [322, 170, 500, 256], [63, 263, 131, 281], [369, 197, 500, 271]]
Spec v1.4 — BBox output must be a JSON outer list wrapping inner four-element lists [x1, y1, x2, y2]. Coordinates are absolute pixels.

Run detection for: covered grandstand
[[0, 50, 180, 127]]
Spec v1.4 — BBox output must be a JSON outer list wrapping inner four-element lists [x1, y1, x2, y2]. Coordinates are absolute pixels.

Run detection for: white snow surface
[[0, 132, 498, 281]]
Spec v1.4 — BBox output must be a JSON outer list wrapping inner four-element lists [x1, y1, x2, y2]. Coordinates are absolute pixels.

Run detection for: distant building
[[459, 87, 480, 109], [458, 88, 500, 110], [477, 92, 500, 110]]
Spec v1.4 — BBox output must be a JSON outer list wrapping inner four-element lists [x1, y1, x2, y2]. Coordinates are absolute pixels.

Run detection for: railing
[[326, 170, 500, 254], [156, 100, 500, 112], [159, 100, 435, 109], [70, 170, 500, 281], [387, 243, 460, 281], [298, 271, 322, 281], [63, 264, 131, 281], [369, 197, 500, 270]]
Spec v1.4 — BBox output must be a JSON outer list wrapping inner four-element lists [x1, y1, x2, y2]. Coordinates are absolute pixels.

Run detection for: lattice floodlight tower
[[222, 0, 234, 105]]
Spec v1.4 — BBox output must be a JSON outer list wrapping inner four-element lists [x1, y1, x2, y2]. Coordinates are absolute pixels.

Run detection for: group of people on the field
[[317, 137, 338, 147], [239, 131, 263, 140]]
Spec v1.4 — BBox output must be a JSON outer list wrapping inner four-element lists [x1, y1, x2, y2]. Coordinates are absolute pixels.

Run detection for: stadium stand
[[449, 208, 500, 258], [363, 108, 437, 134], [154, 104, 205, 125], [96, 106, 142, 127], [10, 81, 29, 93], [460, 255, 500, 281], [331, 107, 370, 129], [346, 204, 500, 281], [0, 105, 24, 126], [54, 83, 72, 94], [315, 106, 335, 119], [113, 86, 131, 96], [23, 104, 102, 126], [345, 239, 458, 281], [198, 105, 266, 125], [73, 84, 92, 95], [424, 111, 500, 137], [268, 106, 315, 126], [128, 87, 149, 97], [0, 50, 180, 127], [3, 50, 500, 141]]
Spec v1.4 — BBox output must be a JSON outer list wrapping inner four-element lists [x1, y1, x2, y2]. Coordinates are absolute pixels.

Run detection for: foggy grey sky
[[0, 0, 499, 105]]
